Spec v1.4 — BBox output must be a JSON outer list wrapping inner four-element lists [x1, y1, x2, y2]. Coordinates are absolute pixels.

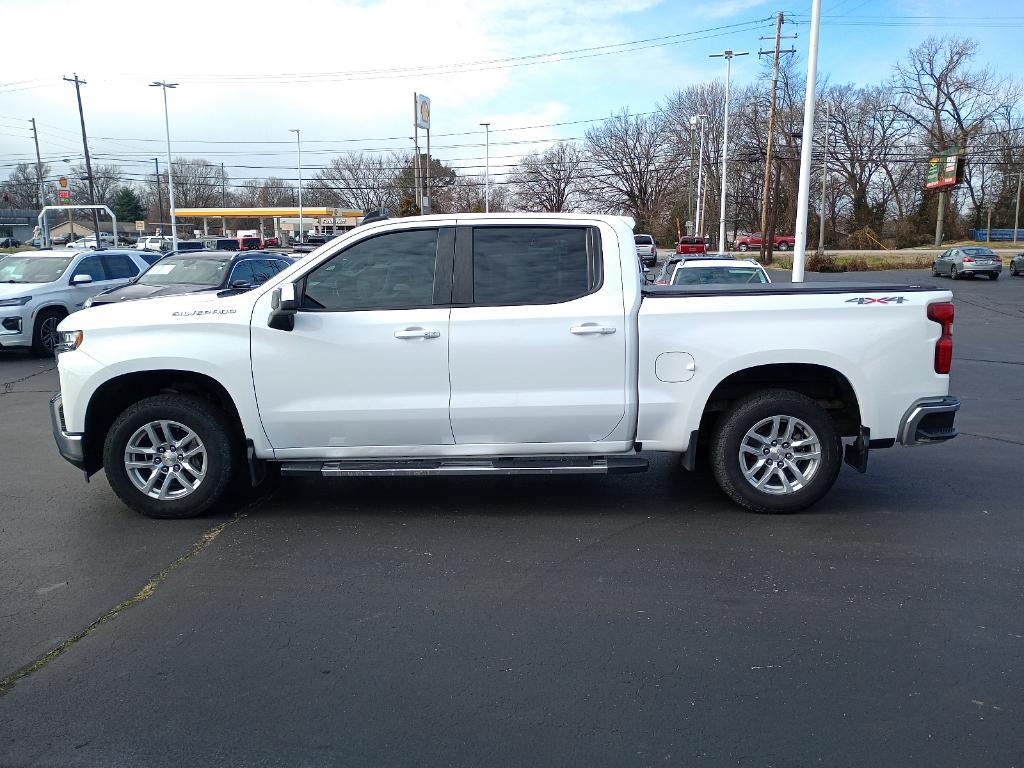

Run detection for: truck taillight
[[927, 302, 954, 374]]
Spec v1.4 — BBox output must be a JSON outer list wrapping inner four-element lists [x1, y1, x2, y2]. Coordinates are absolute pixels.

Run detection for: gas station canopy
[[173, 207, 362, 218]]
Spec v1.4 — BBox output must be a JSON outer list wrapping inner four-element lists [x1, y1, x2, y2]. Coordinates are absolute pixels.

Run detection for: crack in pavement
[[2, 363, 56, 394], [0, 512, 245, 696], [960, 431, 1024, 448]]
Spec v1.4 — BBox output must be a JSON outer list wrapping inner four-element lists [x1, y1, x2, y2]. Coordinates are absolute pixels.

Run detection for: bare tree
[[309, 152, 404, 213], [508, 143, 585, 212], [584, 110, 685, 233], [169, 158, 223, 208], [70, 163, 122, 206], [1, 162, 50, 208]]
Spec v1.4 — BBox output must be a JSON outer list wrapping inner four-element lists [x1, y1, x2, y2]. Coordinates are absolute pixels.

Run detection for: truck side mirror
[[268, 282, 297, 331]]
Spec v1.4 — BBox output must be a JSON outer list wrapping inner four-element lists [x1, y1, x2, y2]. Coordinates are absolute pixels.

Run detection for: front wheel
[[951, 265, 960, 279], [738, 243, 749, 252], [32, 309, 65, 356], [103, 394, 239, 518], [777, 241, 789, 251], [709, 390, 843, 514]]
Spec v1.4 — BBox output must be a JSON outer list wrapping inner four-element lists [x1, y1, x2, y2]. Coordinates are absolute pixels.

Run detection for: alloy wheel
[[738, 415, 822, 495]]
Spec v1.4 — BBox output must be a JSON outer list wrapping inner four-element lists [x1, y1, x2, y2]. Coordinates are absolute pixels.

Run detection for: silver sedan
[[932, 247, 1002, 280]]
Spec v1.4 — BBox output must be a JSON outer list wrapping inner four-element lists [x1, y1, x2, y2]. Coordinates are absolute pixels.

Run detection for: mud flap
[[843, 427, 870, 474]]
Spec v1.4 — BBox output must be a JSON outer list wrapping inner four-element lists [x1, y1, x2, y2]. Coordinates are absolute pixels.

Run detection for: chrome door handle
[[570, 324, 616, 335], [394, 328, 440, 339]]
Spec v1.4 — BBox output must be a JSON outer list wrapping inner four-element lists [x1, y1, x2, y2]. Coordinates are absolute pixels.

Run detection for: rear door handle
[[394, 327, 440, 339], [570, 323, 616, 335]]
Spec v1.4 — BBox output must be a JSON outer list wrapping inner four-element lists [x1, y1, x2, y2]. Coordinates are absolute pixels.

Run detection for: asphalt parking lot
[[1, 267, 1022, 767]]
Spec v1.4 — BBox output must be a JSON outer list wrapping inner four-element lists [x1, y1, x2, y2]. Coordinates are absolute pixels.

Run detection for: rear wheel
[[103, 394, 239, 519], [31, 309, 65, 356], [778, 241, 790, 251], [709, 390, 842, 514], [1012, 263, 1020, 276], [738, 243, 749, 251]]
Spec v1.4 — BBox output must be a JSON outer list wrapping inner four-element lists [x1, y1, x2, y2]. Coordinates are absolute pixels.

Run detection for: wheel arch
[[82, 369, 246, 474], [696, 362, 863, 444]]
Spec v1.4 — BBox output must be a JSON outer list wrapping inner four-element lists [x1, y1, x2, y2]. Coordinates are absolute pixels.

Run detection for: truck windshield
[[0, 256, 74, 284], [139, 256, 230, 287], [672, 267, 768, 285]]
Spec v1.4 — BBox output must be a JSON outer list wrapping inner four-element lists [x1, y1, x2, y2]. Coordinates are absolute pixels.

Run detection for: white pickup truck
[[50, 214, 960, 519]]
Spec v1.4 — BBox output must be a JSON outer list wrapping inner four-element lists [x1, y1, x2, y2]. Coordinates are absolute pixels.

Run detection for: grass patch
[[766, 254, 936, 272]]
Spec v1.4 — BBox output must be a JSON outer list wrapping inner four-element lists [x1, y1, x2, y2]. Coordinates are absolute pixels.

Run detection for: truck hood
[[62, 288, 257, 333], [90, 283, 221, 305]]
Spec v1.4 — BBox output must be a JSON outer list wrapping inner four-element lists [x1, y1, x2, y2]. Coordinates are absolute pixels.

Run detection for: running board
[[279, 455, 649, 478]]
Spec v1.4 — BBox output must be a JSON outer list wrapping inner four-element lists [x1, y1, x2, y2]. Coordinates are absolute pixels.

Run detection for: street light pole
[[480, 122, 491, 213], [290, 129, 303, 243], [791, 0, 822, 282], [1014, 170, 1022, 245], [710, 49, 748, 255], [150, 81, 178, 251], [153, 158, 164, 235]]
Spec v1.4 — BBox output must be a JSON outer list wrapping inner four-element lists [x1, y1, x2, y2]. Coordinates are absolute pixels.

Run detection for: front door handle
[[570, 323, 616, 335], [394, 327, 440, 339]]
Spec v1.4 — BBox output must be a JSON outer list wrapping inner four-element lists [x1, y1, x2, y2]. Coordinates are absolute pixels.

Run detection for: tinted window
[[73, 255, 106, 281], [303, 229, 437, 311], [634, 235, 654, 245], [252, 259, 283, 284], [103, 254, 139, 279], [138, 252, 164, 266], [472, 226, 589, 305], [229, 261, 256, 286]]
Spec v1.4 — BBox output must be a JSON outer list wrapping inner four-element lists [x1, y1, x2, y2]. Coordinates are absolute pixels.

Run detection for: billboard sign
[[926, 147, 962, 190], [415, 94, 430, 130]]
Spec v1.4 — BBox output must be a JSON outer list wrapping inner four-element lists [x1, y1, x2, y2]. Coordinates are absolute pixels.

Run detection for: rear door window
[[470, 226, 593, 306], [102, 254, 139, 279]]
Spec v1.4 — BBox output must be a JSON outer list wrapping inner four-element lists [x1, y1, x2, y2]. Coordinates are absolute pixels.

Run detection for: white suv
[[0, 249, 151, 354], [136, 236, 173, 253]]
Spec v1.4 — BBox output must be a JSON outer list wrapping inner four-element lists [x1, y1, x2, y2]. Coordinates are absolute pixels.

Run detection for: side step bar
[[280, 455, 649, 478]]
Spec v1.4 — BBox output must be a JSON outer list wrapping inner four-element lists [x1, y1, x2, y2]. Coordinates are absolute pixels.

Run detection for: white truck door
[[448, 223, 627, 445], [250, 227, 455, 449]]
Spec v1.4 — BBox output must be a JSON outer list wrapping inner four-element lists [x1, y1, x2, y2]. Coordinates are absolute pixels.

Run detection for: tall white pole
[[151, 82, 179, 251], [480, 122, 491, 213], [1014, 170, 1022, 244], [791, 0, 822, 282], [290, 129, 303, 243], [710, 50, 748, 255], [694, 116, 707, 236]]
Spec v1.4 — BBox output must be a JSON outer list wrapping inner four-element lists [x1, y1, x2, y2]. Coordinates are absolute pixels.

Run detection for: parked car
[[0, 249, 151, 354], [651, 253, 736, 285], [1009, 252, 1024, 276], [0, 237, 22, 248], [66, 233, 117, 250], [173, 241, 207, 252], [675, 236, 708, 256], [136, 236, 173, 253], [670, 258, 771, 286], [634, 234, 657, 268], [932, 246, 1002, 280], [51, 214, 959, 519], [733, 233, 796, 252], [84, 250, 293, 308], [238, 236, 263, 251], [264, 236, 281, 248], [201, 237, 240, 251]]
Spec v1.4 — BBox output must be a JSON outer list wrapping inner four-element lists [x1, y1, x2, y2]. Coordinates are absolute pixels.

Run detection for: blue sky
[[0, 0, 1018, 188]]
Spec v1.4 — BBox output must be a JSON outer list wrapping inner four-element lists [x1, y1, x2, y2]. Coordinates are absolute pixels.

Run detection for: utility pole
[[758, 12, 797, 263], [791, 0, 822, 282], [153, 158, 164, 235], [290, 130, 303, 243], [480, 122, 491, 213], [710, 49, 749, 255], [688, 115, 697, 232], [221, 162, 227, 235], [30, 118, 50, 246], [818, 101, 830, 253], [63, 74, 102, 243], [1013, 170, 1022, 244], [694, 115, 707, 237]]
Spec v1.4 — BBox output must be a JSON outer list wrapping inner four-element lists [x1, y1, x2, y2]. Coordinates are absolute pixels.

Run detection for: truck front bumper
[[898, 396, 960, 446], [50, 393, 87, 471]]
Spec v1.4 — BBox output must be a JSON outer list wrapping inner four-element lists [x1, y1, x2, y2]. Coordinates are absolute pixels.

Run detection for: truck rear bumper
[[50, 393, 87, 471], [898, 396, 960, 446]]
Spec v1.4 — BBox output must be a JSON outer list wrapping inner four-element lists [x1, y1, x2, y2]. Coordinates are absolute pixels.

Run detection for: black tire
[[709, 389, 843, 514], [31, 308, 65, 356], [778, 241, 789, 251], [103, 394, 239, 519], [932, 263, 941, 277], [738, 243, 749, 252], [1011, 264, 1018, 276], [951, 265, 960, 280]]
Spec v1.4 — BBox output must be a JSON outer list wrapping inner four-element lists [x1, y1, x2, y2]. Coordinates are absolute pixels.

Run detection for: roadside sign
[[135, 220, 145, 232], [58, 176, 68, 189], [926, 147, 962, 190]]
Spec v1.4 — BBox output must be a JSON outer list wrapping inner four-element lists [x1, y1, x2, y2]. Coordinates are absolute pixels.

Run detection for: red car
[[238, 236, 263, 251], [676, 236, 708, 255], [264, 236, 280, 248], [733, 233, 796, 252]]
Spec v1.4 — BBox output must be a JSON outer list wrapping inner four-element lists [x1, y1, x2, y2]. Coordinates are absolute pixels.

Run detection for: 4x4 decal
[[845, 296, 908, 305]]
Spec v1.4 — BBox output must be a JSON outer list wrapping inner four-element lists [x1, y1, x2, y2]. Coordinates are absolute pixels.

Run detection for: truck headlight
[[55, 330, 84, 353], [0, 296, 31, 307]]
